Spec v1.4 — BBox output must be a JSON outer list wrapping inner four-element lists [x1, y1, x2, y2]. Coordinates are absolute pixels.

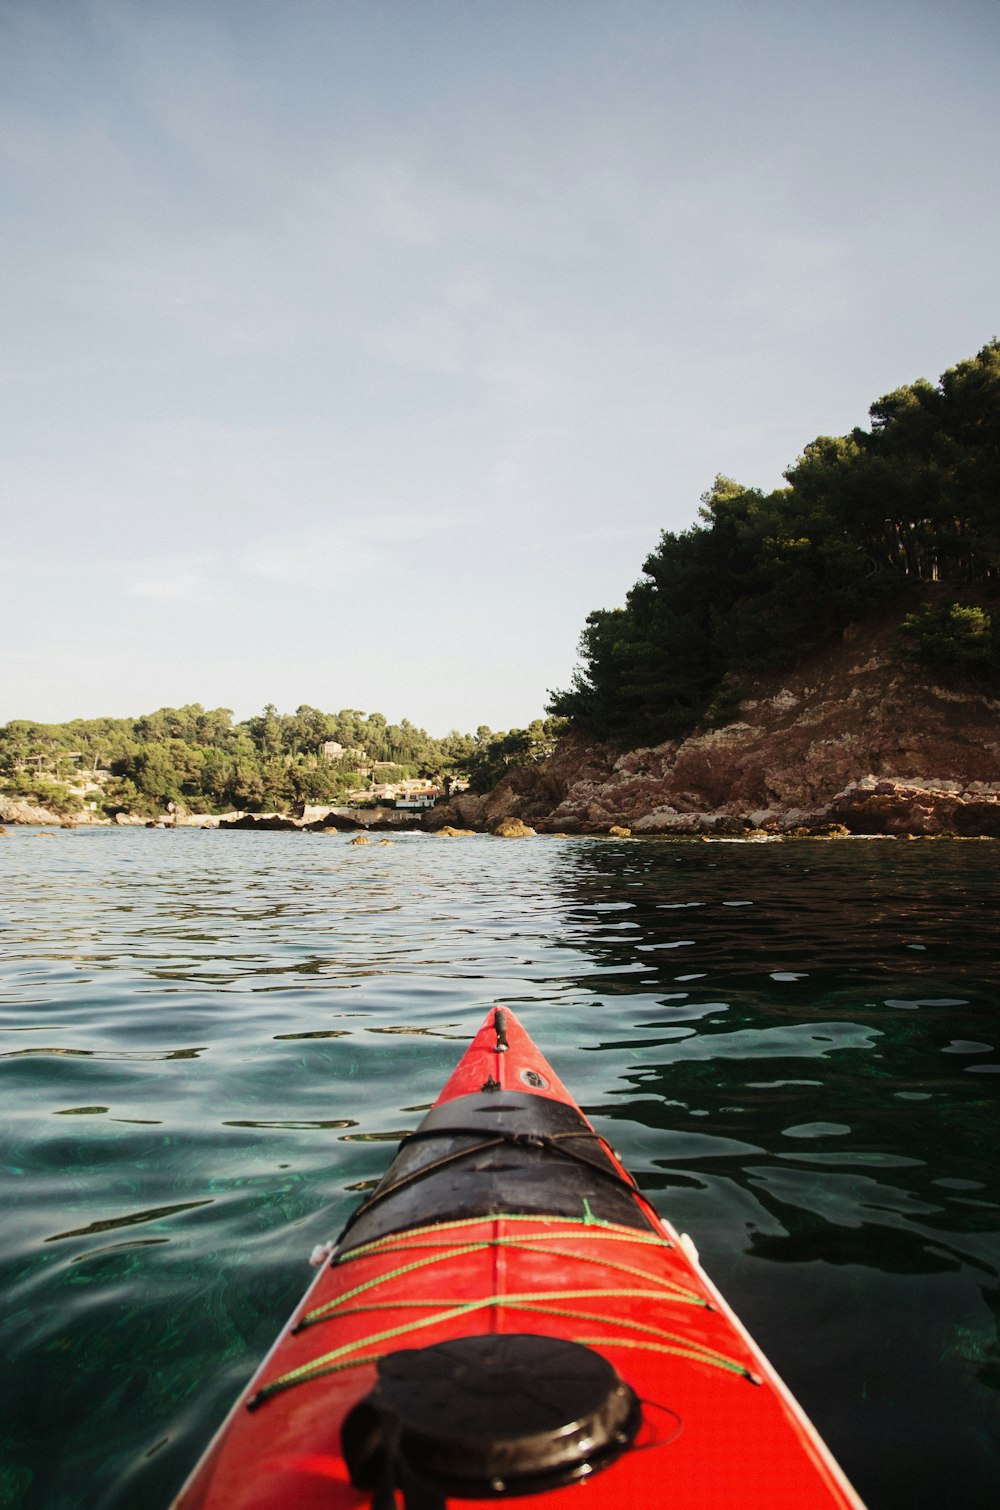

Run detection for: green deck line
[[302, 1235, 702, 1328], [252, 1290, 750, 1409], [334, 1209, 671, 1265]]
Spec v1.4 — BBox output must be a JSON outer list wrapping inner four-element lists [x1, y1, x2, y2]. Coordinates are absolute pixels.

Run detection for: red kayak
[[172, 1008, 864, 1508]]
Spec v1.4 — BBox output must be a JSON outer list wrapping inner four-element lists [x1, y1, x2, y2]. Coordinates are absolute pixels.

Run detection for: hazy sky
[[2, 0, 998, 734]]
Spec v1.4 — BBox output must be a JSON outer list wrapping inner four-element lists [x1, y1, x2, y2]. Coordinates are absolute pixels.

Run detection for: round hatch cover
[[345, 1332, 640, 1498]]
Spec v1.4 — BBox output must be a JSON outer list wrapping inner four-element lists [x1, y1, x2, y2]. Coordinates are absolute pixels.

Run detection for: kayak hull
[[172, 1009, 864, 1509]]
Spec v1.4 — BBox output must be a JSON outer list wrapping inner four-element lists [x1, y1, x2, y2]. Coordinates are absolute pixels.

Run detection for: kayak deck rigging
[[249, 1212, 755, 1412]]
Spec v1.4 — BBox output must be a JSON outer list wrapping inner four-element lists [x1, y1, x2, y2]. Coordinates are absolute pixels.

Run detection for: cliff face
[[0, 795, 74, 826], [429, 614, 1000, 836]]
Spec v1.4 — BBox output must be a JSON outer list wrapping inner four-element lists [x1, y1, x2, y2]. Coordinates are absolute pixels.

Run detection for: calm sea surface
[[1, 829, 998, 1508]]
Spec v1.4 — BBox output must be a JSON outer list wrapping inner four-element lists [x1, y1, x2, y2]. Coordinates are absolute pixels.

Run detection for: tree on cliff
[[467, 719, 567, 792], [549, 340, 1000, 742]]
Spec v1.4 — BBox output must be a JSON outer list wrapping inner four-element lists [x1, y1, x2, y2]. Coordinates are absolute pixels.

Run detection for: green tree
[[466, 719, 567, 792], [0, 702, 493, 814], [245, 704, 284, 758], [900, 602, 997, 679], [289, 761, 339, 804], [550, 340, 1000, 742]]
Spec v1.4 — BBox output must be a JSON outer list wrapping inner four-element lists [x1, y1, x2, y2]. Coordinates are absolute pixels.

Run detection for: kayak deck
[[173, 1009, 864, 1509]]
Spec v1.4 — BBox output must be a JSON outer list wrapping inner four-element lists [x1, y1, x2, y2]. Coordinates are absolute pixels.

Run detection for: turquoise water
[[1, 829, 998, 1508]]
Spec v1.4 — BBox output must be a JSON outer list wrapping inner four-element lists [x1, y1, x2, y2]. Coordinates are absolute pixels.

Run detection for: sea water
[[0, 829, 997, 1508]]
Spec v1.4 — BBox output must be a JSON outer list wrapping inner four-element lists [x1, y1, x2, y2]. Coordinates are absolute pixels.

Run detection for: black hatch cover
[[341, 1333, 641, 1504]]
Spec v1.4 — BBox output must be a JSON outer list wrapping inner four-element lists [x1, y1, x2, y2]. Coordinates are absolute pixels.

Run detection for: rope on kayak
[[573, 1336, 762, 1387], [396, 1125, 637, 1185], [335, 1127, 662, 1241], [246, 1217, 756, 1410], [296, 1238, 707, 1331], [248, 1292, 755, 1409], [338, 1210, 668, 1253], [316, 1213, 687, 1308]]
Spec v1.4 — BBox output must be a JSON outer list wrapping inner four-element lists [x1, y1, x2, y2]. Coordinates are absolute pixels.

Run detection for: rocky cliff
[[428, 613, 1000, 837], [0, 795, 71, 826]]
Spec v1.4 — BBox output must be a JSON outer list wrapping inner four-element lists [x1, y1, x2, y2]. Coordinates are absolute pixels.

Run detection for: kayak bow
[[172, 1008, 864, 1509]]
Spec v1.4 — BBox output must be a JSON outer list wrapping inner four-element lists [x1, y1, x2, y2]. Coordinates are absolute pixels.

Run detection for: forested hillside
[[0, 705, 486, 818], [549, 341, 1000, 742]]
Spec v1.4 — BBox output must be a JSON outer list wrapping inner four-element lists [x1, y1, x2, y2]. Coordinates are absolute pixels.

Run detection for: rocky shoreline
[[424, 771, 1000, 838], [0, 797, 423, 833], [5, 617, 1000, 841], [426, 617, 1000, 839], [4, 780, 1000, 839]]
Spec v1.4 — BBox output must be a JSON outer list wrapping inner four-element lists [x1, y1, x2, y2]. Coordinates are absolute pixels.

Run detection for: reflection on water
[[46, 1200, 215, 1244], [0, 830, 998, 1509]]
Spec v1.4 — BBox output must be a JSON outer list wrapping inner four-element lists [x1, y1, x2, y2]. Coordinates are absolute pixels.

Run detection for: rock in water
[[492, 817, 536, 838]]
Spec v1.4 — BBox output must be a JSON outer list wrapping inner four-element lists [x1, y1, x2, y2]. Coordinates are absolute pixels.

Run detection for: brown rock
[[530, 607, 1000, 836], [426, 744, 612, 835], [218, 813, 300, 831], [0, 795, 63, 825], [424, 793, 487, 831], [492, 817, 536, 838]]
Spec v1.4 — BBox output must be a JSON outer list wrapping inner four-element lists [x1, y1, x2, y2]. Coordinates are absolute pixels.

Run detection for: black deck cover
[[339, 1090, 656, 1252]]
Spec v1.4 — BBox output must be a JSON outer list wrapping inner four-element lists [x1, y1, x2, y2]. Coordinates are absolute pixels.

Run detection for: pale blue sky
[[2, 0, 998, 733]]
